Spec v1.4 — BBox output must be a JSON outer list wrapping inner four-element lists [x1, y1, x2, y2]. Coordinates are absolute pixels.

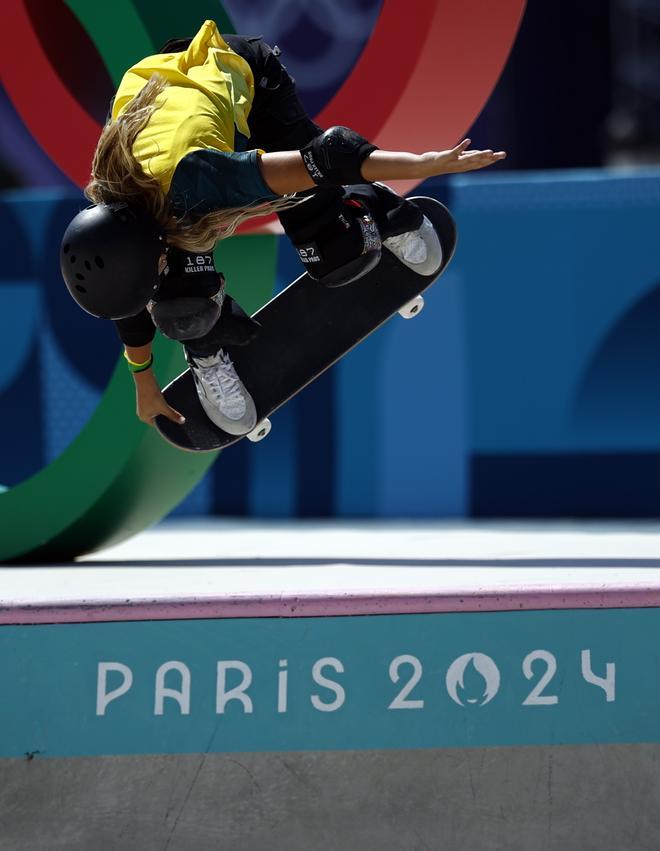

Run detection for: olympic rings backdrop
[[0, 0, 530, 560]]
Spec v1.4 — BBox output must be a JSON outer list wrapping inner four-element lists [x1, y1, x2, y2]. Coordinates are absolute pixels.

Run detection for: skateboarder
[[60, 21, 505, 436]]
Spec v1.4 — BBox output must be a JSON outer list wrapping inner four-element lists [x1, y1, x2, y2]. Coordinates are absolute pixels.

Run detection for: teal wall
[[0, 607, 654, 758]]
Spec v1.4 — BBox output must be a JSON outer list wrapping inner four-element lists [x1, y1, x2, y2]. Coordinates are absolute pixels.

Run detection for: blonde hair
[[85, 74, 300, 252]]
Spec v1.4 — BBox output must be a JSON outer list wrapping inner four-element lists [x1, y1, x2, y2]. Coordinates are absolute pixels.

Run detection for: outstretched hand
[[421, 139, 506, 176], [359, 140, 507, 184]]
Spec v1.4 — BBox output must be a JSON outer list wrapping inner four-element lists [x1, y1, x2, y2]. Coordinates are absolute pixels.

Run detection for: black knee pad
[[150, 296, 221, 341], [279, 190, 382, 287]]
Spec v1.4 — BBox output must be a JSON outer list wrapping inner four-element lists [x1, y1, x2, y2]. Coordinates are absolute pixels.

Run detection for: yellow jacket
[[112, 21, 255, 193]]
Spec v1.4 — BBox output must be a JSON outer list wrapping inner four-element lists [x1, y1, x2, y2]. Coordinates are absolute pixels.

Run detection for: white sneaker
[[186, 348, 257, 435], [383, 215, 443, 277]]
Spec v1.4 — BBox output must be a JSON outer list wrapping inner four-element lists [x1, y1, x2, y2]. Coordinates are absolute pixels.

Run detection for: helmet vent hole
[[84, 260, 92, 271], [63, 243, 70, 254], [95, 256, 104, 269], [75, 285, 87, 293], [69, 255, 76, 263], [75, 273, 85, 281]]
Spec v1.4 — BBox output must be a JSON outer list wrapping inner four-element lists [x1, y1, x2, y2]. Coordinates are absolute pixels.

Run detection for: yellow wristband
[[123, 350, 154, 372]]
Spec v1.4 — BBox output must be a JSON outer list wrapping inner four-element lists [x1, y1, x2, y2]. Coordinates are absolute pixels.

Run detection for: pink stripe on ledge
[[2, 584, 660, 625]]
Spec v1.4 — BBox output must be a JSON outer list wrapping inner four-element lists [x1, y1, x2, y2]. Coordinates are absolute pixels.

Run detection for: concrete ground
[[1, 744, 660, 850]]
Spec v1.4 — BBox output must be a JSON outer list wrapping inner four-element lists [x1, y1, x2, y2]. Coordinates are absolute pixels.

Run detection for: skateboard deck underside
[[155, 197, 456, 452]]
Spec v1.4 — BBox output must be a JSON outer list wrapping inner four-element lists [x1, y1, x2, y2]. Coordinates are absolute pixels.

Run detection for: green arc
[[0, 338, 217, 563], [0, 234, 277, 563]]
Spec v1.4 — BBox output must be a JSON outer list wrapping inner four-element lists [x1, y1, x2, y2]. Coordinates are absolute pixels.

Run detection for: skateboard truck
[[398, 295, 425, 319], [247, 418, 272, 443]]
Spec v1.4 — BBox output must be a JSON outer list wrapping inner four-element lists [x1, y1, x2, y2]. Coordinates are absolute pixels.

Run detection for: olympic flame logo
[[445, 653, 501, 707]]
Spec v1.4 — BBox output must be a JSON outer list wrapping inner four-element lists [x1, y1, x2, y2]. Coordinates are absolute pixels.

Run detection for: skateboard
[[155, 196, 457, 452]]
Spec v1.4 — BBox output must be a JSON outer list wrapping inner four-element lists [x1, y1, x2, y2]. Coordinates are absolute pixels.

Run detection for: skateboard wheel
[[399, 295, 424, 319], [247, 418, 272, 442]]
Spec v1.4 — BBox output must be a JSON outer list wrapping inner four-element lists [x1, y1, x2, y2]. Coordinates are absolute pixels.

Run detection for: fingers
[[452, 138, 472, 155], [449, 140, 507, 157], [450, 140, 507, 168], [421, 142, 506, 178], [138, 405, 186, 426], [164, 405, 186, 425], [460, 148, 506, 159], [460, 150, 507, 170]]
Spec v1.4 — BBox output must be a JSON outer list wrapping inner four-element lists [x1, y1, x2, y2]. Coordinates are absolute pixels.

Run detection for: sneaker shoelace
[[385, 225, 429, 265], [196, 351, 245, 415]]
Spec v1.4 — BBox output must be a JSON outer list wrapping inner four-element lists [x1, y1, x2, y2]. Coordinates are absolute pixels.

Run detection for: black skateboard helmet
[[60, 202, 165, 319]]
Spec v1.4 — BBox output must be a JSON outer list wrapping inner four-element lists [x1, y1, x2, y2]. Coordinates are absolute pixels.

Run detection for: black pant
[[224, 36, 324, 152]]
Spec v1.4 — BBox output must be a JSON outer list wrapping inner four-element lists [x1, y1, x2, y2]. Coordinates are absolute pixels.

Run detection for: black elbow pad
[[300, 126, 378, 187]]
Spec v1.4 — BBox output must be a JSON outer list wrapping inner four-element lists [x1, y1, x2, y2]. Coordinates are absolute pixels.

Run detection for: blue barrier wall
[[1, 169, 658, 518], [454, 170, 660, 516]]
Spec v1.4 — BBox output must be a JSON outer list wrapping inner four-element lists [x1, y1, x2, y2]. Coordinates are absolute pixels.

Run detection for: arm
[[259, 138, 506, 195]]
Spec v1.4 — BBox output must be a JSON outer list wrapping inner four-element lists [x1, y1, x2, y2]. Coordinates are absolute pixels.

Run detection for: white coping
[[1, 520, 660, 608]]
